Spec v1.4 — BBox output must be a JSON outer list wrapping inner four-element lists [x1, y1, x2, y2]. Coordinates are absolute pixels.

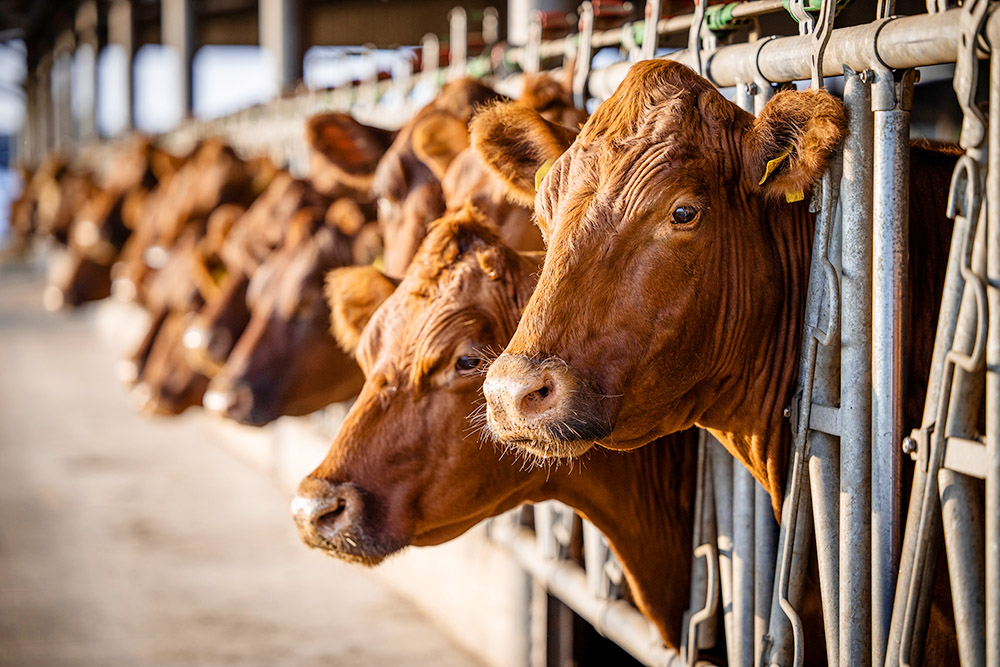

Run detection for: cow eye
[[671, 205, 699, 225], [454, 356, 483, 373]]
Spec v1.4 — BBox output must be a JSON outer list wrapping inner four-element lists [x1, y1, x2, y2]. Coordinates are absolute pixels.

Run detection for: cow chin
[[309, 531, 405, 568], [487, 417, 606, 462]]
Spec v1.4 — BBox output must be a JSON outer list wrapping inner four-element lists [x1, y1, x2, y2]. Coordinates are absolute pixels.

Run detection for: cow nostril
[[315, 497, 348, 531], [519, 376, 557, 416]]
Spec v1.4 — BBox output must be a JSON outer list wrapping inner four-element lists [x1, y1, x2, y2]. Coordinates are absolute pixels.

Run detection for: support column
[[259, 0, 298, 94], [52, 32, 76, 152], [161, 0, 193, 117], [109, 0, 134, 131], [75, 0, 99, 142], [36, 54, 53, 157]]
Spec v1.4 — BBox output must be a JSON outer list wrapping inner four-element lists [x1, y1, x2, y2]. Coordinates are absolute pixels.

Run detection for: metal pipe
[[870, 66, 913, 667], [986, 16, 1000, 667], [492, 523, 704, 667], [754, 484, 777, 664], [838, 67, 873, 667], [685, 431, 719, 655], [939, 468, 986, 667], [709, 438, 735, 667], [809, 149, 843, 667], [589, 9, 976, 98], [731, 463, 756, 667]]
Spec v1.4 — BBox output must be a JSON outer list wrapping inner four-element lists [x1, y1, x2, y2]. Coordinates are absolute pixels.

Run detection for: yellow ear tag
[[785, 189, 805, 203], [535, 158, 554, 191], [759, 148, 792, 186]]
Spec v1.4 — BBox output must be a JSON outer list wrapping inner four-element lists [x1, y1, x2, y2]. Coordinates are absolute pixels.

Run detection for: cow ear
[[325, 266, 399, 355], [306, 113, 396, 196], [411, 111, 470, 181], [470, 103, 578, 206], [744, 89, 846, 202]]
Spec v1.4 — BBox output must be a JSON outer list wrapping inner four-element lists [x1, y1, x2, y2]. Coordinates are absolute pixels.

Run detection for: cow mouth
[[487, 415, 609, 462], [305, 529, 405, 567]]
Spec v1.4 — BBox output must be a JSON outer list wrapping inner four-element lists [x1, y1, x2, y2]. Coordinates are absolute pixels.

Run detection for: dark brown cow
[[292, 211, 699, 649], [473, 60, 956, 517]]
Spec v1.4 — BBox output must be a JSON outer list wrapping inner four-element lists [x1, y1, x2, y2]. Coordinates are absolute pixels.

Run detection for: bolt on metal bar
[[870, 66, 913, 667], [838, 66, 873, 667], [986, 14, 1000, 667]]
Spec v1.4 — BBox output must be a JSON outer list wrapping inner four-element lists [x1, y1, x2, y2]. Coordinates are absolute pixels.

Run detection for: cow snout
[[484, 353, 563, 422], [203, 381, 255, 423], [183, 324, 230, 375], [292, 478, 371, 561], [483, 353, 598, 459]]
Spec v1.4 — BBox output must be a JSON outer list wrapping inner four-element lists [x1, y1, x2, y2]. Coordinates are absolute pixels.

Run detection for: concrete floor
[[0, 263, 482, 667]]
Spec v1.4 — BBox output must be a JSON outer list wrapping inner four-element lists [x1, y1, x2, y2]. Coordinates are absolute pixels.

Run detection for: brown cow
[[202, 206, 365, 425], [111, 138, 274, 305], [369, 72, 582, 278], [46, 138, 178, 308], [183, 113, 391, 375], [292, 210, 699, 649], [472, 60, 957, 517]]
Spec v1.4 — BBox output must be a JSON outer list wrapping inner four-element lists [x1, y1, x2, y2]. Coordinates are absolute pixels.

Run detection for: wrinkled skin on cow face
[[473, 60, 848, 512], [294, 212, 698, 648], [206, 214, 363, 426]]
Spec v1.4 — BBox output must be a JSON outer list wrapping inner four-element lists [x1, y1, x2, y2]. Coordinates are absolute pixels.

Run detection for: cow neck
[[537, 440, 696, 648], [701, 201, 813, 517]]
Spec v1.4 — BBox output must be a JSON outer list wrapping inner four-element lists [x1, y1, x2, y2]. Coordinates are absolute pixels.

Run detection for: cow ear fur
[[306, 113, 396, 196], [325, 266, 399, 355], [411, 111, 470, 181], [470, 103, 578, 206], [744, 89, 846, 202]]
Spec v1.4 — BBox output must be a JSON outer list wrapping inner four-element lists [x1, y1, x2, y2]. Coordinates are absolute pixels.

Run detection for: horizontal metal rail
[[488, 515, 708, 667], [590, 8, 978, 96]]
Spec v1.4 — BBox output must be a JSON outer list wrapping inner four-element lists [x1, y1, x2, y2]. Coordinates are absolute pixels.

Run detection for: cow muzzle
[[482, 353, 602, 460], [291, 478, 390, 566]]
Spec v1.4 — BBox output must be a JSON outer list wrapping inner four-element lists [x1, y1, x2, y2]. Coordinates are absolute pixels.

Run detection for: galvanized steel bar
[[986, 15, 1000, 667], [492, 523, 700, 667], [589, 9, 975, 98], [754, 484, 777, 663], [709, 439, 735, 667], [939, 468, 986, 667], [837, 67, 873, 667], [870, 66, 913, 667], [731, 462, 756, 667], [684, 431, 719, 658]]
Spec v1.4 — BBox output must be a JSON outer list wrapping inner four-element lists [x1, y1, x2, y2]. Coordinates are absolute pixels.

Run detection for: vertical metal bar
[[161, 0, 193, 117], [108, 0, 134, 133], [938, 199, 988, 667], [986, 25, 1000, 667], [754, 485, 777, 664], [939, 468, 986, 667], [709, 438, 735, 667], [731, 463, 755, 667], [448, 7, 467, 82], [808, 433, 840, 667], [685, 431, 718, 655], [838, 66, 873, 667], [870, 67, 913, 667]]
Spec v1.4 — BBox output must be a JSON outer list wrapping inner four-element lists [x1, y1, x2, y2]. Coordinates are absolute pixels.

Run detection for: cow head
[[306, 112, 396, 200], [473, 60, 845, 508], [203, 211, 363, 426], [293, 208, 543, 565], [372, 79, 506, 277]]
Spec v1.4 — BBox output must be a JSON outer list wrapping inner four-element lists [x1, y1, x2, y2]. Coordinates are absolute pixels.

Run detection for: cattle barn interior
[[0, 0, 998, 665]]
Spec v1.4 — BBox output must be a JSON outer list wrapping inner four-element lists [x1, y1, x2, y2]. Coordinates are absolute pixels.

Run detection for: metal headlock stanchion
[[887, 2, 994, 666]]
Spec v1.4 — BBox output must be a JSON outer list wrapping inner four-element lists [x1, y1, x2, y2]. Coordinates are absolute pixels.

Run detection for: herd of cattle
[[6, 60, 966, 663]]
